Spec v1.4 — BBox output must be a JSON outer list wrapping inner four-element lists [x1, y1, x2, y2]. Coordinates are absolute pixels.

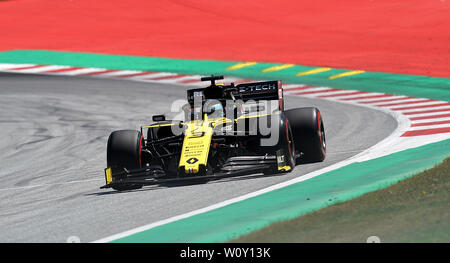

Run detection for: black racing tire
[[107, 130, 144, 191], [284, 107, 326, 163], [262, 113, 296, 174]]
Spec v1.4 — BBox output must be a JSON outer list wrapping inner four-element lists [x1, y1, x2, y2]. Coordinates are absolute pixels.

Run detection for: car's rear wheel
[[107, 130, 144, 191], [279, 116, 296, 172], [285, 107, 326, 163]]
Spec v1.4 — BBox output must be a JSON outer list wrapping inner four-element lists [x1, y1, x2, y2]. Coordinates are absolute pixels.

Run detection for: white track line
[[94, 93, 436, 243], [93, 88, 418, 243], [1, 63, 447, 242]]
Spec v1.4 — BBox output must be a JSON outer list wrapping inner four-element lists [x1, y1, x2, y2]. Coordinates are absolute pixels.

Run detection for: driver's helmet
[[204, 100, 224, 118]]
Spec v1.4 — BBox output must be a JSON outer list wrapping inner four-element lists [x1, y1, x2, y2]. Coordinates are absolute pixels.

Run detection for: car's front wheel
[[107, 130, 144, 191]]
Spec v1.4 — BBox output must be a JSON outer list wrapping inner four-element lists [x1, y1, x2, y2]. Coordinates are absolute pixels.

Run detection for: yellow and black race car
[[101, 76, 326, 191]]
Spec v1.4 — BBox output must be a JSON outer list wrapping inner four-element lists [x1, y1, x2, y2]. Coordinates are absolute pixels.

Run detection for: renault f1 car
[[101, 75, 326, 191]]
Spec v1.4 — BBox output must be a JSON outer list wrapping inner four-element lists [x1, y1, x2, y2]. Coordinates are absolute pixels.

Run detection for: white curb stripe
[[388, 100, 448, 110], [325, 92, 384, 100], [402, 105, 450, 114], [1, 62, 449, 138], [318, 91, 370, 98], [0, 63, 36, 70], [353, 95, 409, 103], [285, 87, 334, 95], [8, 65, 67, 73], [99, 70, 144, 77], [370, 97, 426, 106], [397, 109, 450, 117], [411, 117, 450, 124], [55, 67, 110, 76], [409, 123, 450, 131]]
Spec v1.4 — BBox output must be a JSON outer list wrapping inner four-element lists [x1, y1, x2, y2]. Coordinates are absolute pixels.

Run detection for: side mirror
[[205, 107, 216, 115], [152, 114, 166, 122]]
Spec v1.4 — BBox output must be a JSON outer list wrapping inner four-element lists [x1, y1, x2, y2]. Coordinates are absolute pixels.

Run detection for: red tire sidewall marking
[[285, 118, 294, 166], [317, 110, 325, 155]]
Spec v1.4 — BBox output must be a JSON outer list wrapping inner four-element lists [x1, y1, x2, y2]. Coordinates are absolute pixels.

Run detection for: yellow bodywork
[[277, 165, 292, 172], [141, 112, 277, 175], [179, 115, 231, 174], [105, 168, 113, 184]]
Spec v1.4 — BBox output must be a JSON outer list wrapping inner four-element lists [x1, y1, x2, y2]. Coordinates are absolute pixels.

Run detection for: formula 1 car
[[101, 75, 326, 191]]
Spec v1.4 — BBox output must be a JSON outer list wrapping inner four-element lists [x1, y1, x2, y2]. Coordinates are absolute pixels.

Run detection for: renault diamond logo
[[186, 158, 199, 164]]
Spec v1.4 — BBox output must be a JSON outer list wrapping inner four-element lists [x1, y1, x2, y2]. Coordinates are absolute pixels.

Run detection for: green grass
[[232, 157, 450, 243]]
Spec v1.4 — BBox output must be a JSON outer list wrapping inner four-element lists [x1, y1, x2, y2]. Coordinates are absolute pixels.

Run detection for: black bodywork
[[101, 76, 310, 190]]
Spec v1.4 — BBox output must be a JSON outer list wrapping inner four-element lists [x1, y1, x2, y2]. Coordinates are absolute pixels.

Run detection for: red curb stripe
[[43, 67, 83, 73], [114, 71, 156, 78], [8, 65, 47, 70], [293, 88, 340, 95], [411, 120, 450, 127], [178, 78, 202, 84], [358, 96, 416, 104], [409, 113, 450, 121], [146, 74, 187, 80], [375, 99, 434, 107], [78, 69, 119, 76], [340, 94, 394, 101], [391, 102, 450, 111], [402, 127, 450, 137], [403, 108, 450, 115], [320, 91, 368, 98]]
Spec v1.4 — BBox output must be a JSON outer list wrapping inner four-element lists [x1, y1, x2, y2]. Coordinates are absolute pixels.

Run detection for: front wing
[[100, 155, 292, 189]]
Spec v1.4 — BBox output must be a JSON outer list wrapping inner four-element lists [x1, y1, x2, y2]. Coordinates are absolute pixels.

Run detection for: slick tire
[[285, 107, 326, 163], [263, 113, 296, 174], [107, 130, 144, 191]]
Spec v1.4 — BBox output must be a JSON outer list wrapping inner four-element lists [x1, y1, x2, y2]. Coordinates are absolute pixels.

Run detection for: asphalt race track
[[0, 73, 397, 242]]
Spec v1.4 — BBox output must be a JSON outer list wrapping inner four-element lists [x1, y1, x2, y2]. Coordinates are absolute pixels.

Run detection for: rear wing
[[187, 80, 285, 111], [233, 80, 284, 111]]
